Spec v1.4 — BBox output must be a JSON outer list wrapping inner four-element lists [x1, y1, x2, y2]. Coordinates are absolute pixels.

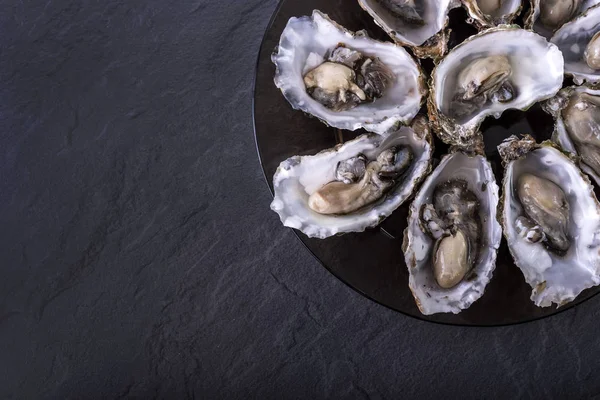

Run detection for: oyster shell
[[357, 0, 461, 59], [543, 85, 600, 185], [403, 150, 501, 314], [272, 10, 426, 135], [550, 4, 600, 85], [271, 117, 433, 239], [462, 0, 523, 29], [498, 135, 600, 307], [428, 26, 564, 146], [527, 0, 600, 39]]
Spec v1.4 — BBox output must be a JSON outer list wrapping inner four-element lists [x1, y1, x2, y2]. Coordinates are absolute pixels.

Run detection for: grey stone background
[[1, 0, 599, 398]]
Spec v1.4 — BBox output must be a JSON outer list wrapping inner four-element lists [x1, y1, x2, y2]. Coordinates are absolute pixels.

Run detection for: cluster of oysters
[[269, 1, 600, 315]]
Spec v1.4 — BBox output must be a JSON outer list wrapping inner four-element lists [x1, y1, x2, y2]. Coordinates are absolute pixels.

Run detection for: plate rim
[[251, 0, 600, 327]]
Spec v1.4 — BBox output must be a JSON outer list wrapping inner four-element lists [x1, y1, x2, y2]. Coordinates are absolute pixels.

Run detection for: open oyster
[[499, 135, 600, 307], [271, 117, 433, 239], [550, 4, 600, 85], [357, 0, 460, 59], [428, 26, 564, 146], [403, 150, 501, 314], [273, 10, 426, 135], [543, 86, 600, 185], [462, 0, 523, 29], [527, 0, 600, 39]]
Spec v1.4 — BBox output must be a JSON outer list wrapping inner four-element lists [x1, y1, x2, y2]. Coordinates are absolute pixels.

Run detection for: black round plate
[[253, 0, 600, 325]]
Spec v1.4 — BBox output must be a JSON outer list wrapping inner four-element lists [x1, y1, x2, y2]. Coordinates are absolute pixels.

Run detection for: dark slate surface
[[1, 0, 600, 398]]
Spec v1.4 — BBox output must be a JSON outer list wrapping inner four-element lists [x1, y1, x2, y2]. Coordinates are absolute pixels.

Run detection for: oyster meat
[[425, 180, 482, 288], [273, 10, 426, 134], [476, 0, 504, 15], [357, 0, 460, 59], [375, 0, 426, 25], [429, 26, 564, 146], [551, 4, 600, 85], [499, 136, 600, 307], [403, 151, 501, 314], [517, 173, 570, 252], [308, 145, 413, 214], [543, 85, 600, 185], [303, 46, 394, 112], [271, 117, 433, 239], [462, 0, 523, 28], [585, 31, 600, 69], [527, 0, 600, 38]]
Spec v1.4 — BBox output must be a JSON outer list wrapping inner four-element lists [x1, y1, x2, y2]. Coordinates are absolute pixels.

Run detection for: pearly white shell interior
[[547, 86, 600, 185], [272, 10, 424, 134], [530, 0, 600, 39], [551, 4, 600, 85], [464, 0, 522, 24], [358, 0, 453, 46], [485, 0, 521, 18], [271, 126, 432, 239], [503, 146, 600, 307], [434, 28, 564, 136], [404, 153, 502, 315]]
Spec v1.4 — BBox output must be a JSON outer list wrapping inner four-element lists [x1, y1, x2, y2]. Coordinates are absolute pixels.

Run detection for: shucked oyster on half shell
[[402, 150, 501, 314], [526, 0, 600, 39], [499, 135, 600, 307], [271, 117, 433, 239], [357, 0, 461, 59], [551, 4, 600, 85], [428, 26, 564, 146], [543, 85, 600, 185], [272, 10, 426, 135], [462, 0, 523, 29]]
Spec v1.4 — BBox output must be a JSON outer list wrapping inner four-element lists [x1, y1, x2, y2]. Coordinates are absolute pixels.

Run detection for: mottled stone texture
[[0, 0, 599, 398]]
